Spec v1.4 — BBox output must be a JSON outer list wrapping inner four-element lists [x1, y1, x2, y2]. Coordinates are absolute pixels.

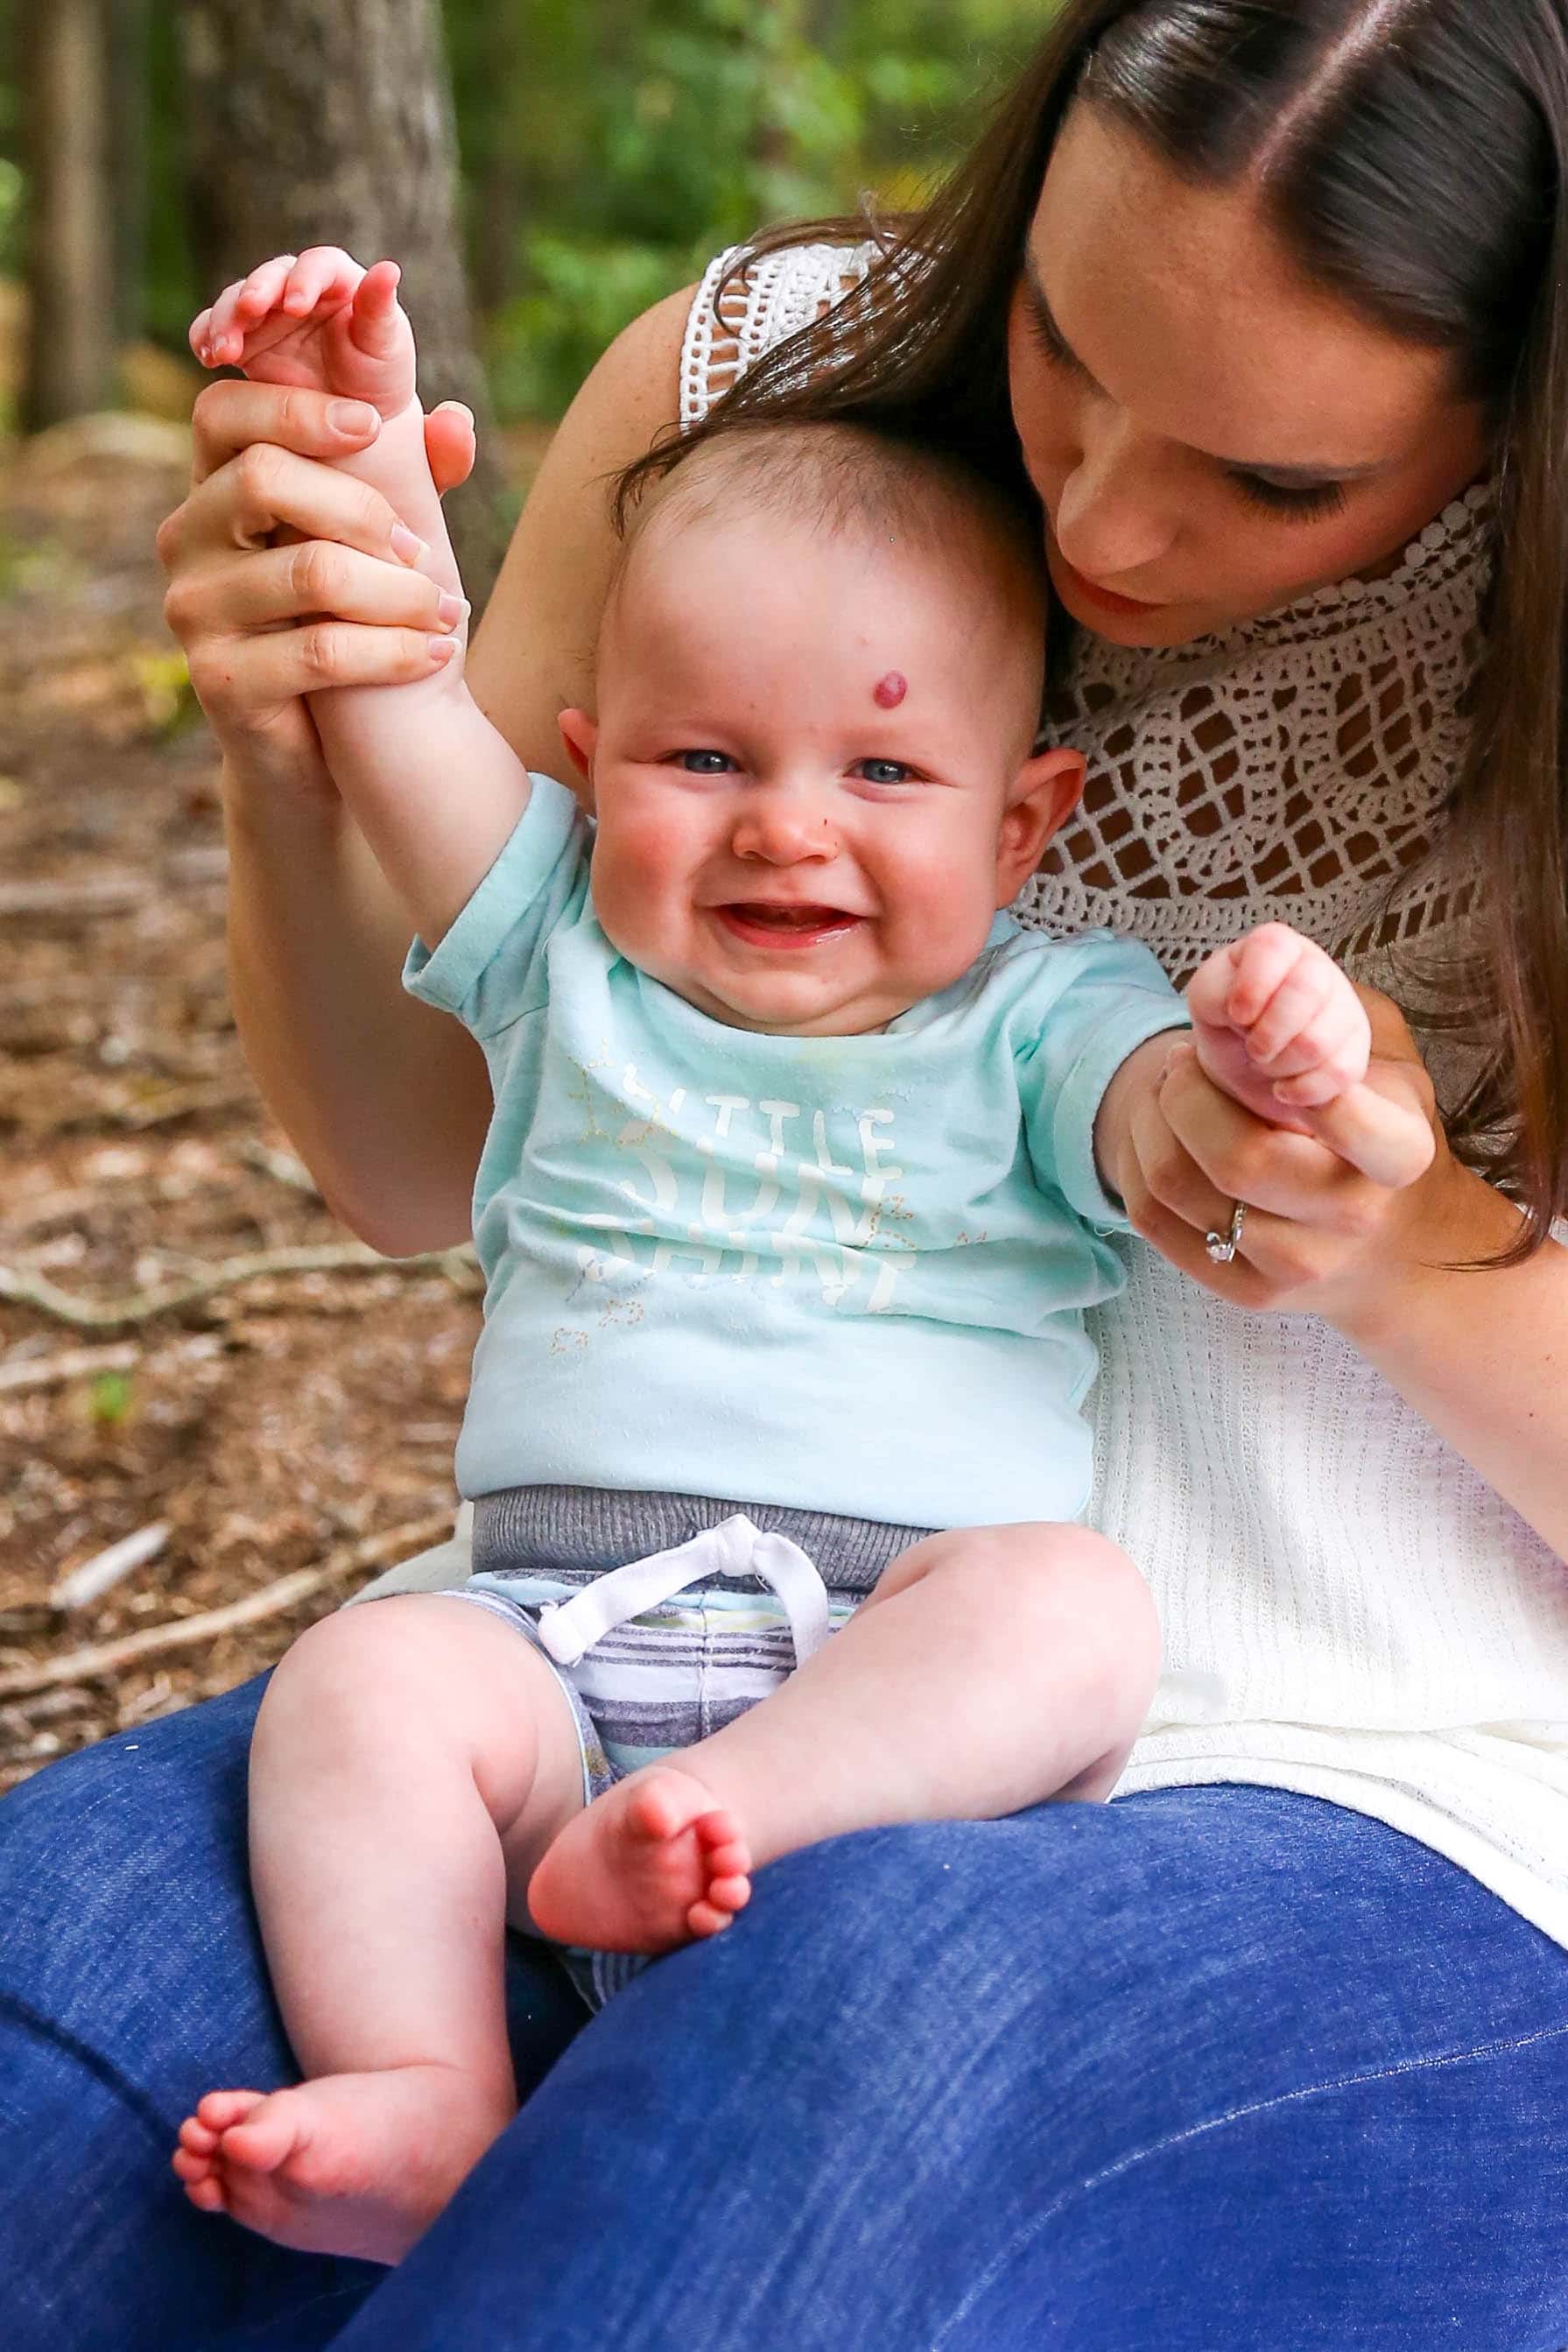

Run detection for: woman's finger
[[186, 440, 427, 568], [183, 539, 461, 637], [189, 377, 383, 487], [1283, 1074, 1438, 1189], [185, 618, 458, 725], [1116, 1157, 1276, 1308], [1127, 1084, 1234, 1236], [1159, 1053, 1370, 1222]]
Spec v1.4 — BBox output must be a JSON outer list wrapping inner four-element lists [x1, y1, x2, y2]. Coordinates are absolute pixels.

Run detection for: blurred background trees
[[0, 0, 1048, 578]]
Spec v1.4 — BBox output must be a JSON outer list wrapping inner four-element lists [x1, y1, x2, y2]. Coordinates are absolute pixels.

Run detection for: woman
[[6, 3, 1568, 2343]]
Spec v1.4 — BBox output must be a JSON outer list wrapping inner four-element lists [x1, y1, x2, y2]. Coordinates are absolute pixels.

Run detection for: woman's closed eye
[[1227, 470, 1351, 523]]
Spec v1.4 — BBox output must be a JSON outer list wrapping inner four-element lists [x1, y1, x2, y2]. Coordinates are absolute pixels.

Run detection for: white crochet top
[[685, 239, 1568, 1944]]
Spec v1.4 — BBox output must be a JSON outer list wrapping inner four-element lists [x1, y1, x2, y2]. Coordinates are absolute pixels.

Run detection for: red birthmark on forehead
[[874, 672, 907, 708]]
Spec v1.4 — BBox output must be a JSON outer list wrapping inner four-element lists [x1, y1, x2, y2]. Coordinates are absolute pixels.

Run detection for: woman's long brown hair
[[619, 0, 1568, 1259]]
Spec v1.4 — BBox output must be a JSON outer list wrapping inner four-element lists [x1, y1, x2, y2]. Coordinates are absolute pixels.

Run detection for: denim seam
[[0, 1986, 172, 2146], [928, 2013, 1568, 2348]]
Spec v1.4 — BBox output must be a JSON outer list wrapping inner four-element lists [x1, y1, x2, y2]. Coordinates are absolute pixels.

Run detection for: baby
[[172, 251, 1434, 2265]]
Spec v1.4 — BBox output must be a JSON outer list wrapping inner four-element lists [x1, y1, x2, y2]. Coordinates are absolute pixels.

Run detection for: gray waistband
[[472, 1486, 934, 1595]]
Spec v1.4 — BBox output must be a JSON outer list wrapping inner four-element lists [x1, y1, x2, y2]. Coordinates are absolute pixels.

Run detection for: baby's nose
[[730, 790, 835, 862]]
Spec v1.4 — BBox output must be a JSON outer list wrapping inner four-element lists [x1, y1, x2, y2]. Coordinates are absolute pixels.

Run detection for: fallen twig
[[0, 1340, 141, 1395], [0, 1510, 460, 1699], [237, 1139, 320, 1195], [51, 1522, 171, 1612], [0, 873, 150, 918], [0, 1243, 479, 1331]]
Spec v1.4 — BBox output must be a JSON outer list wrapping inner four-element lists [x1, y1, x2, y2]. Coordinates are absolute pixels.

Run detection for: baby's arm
[[1095, 923, 1436, 1194], [192, 250, 530, 944]]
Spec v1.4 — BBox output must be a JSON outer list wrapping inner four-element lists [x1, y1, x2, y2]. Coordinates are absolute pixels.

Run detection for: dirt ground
[[0, 421, 541, 1792]]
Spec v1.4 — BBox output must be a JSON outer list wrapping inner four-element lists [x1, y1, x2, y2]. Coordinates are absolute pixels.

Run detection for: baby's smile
[[709, 899, 866, 950]]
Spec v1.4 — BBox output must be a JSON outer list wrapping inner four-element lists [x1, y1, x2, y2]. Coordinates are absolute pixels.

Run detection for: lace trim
[[679, 240, 882, 431]]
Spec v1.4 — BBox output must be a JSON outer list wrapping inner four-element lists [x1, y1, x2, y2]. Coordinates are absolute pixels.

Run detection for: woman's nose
[[729, 788, 835, 863], [1052, 412, 1178, 583]]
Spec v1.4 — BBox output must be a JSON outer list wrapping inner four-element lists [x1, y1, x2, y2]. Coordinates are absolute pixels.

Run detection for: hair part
[[615, 0, 1568, 1257]]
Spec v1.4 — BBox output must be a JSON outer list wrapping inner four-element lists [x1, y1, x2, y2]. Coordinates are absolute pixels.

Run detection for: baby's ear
[[995, 746, 1085, 905], [557, 708, 598, 799]]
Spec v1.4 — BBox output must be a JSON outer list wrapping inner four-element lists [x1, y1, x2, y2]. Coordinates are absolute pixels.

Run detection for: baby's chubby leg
[[172, 1595, 585, 2265], [528, 1526, 1162, 1954]]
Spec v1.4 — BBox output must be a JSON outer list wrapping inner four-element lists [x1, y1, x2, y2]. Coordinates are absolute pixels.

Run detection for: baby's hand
[[1183, 923, 1433, 1188], [189, 248, 416, 423], [1185, 923, 1369, 1127]]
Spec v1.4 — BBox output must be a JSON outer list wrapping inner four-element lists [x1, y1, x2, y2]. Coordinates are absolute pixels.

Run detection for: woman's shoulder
[[680, 236, 884, 428]]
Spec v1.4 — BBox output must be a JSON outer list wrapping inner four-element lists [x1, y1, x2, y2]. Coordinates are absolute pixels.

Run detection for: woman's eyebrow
[[1020, 254, 1393, 484]]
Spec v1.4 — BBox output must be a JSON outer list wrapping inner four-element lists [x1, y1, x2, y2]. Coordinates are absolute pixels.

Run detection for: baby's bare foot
[[171, 2064, 511, 2264], [527, 1764, 752, 1954]]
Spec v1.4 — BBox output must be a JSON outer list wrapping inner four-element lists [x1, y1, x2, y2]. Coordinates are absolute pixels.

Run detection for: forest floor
[[0, 419, 546, 1792]]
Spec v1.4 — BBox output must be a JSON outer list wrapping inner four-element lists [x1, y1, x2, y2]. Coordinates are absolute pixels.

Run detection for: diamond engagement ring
[[1205, 1201, 1248, 1264]]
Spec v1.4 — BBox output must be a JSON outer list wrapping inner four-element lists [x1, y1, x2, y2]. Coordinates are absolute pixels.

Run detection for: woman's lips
[[1051, 548, 1168, 618], [714, 903, 861, 950]]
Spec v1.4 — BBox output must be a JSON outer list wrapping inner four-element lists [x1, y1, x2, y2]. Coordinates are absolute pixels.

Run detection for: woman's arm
[[163, 282, 696, 1253], [1327, 1165, 1568, 1561]]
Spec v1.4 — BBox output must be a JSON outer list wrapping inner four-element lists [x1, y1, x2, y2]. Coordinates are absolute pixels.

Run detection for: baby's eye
[[853, 758, 916, 786], [675, 750, 735, 774]]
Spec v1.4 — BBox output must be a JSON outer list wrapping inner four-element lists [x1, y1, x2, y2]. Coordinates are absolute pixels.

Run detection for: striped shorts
[[454, 1484, 933, 2009]]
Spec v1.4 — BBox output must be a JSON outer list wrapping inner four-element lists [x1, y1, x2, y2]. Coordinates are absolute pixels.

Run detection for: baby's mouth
[[714, 902, 861, 949]]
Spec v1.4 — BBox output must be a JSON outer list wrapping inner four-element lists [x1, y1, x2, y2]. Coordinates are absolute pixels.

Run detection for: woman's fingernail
[[436, 592, 467, 629], [391, 525, 428, 566], [428, 635, 457, 664], [328, 400, 378, 437]]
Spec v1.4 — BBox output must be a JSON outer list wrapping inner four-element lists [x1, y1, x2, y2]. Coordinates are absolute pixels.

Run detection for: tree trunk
[[179, 0, 509, 602], [24, 0, 115, 431], [468, 5, 527, 320], [107, 0, 152, 349]]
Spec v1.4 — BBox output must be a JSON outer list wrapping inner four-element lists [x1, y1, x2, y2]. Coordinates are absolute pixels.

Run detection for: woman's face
[[1008, 106, 1493, 648]]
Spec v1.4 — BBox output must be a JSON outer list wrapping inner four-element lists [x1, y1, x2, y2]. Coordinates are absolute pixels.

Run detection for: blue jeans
[[4, 1675, 1568, 2350]]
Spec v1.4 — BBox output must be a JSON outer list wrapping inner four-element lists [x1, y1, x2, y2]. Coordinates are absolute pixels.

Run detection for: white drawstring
[[533, 1514, 830, 1672]]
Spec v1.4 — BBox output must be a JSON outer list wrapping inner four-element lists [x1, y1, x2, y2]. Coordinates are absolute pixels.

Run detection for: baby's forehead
[[621, 492, 1034, 634]]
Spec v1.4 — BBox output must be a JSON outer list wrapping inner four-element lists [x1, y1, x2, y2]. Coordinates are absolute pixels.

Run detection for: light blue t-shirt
[[404, 774, 1187, 1532]]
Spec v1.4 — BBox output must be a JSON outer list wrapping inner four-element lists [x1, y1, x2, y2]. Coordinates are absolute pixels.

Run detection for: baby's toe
[[196, 2087, 265, 2132], [700, 1832, 751, 1879], [706, 1872, 751, 1913], [686, 1898, 738, 1938]]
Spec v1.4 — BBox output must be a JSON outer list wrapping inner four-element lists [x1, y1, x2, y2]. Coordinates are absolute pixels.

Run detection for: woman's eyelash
[[1025, 297, 1081, 373], [1228, 472, 1350, 522]]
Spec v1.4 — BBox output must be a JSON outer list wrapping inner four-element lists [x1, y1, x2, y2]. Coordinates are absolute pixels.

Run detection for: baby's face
[[566, 508, 1079, 1037]]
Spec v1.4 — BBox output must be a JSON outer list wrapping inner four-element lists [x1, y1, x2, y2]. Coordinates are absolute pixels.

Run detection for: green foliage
[[0, 0, 1053, 425], [447, 0, 1051, 419], [88, 1371, 136, 1428]]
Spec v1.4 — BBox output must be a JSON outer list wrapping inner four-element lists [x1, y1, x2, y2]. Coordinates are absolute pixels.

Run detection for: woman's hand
[[1108, 983, 1467, 1328], [156, 377, 477, 802]]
